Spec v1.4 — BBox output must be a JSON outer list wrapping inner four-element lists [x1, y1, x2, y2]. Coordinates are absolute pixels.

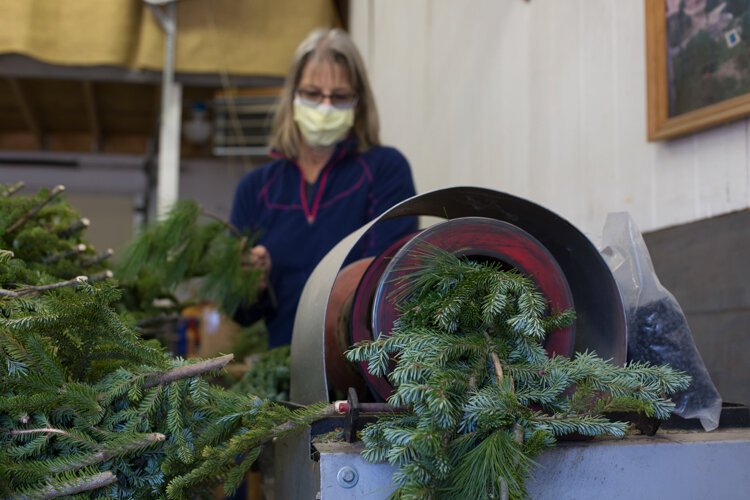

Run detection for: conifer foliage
[[117, 200, 260, 318], [0, 183, 109, 286], [0, 185, 316, 498], [347, 247, 690, 499]]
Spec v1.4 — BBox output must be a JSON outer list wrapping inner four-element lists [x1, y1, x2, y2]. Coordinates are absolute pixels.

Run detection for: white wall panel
[[611, 0, 655, 229], [527, 0, 585, 226], [352, 0, 750, 235], [693, 122, 749, 219], [652, 134, 699, 228], [579, 0, 617, 231], [352, 0, 532, 198]]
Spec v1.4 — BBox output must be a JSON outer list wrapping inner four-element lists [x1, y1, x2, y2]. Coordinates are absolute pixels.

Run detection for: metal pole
[[148, 0, 182, 219]]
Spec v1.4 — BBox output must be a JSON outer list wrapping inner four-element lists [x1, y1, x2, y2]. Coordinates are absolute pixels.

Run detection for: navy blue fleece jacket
[[229, 139, 418, 347]]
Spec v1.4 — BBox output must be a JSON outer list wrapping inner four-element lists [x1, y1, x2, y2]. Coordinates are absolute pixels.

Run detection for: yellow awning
[[0, 0, 340, 76]]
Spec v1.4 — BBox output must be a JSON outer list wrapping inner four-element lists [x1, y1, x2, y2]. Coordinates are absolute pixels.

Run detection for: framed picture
[[646, 0, 750, 140]]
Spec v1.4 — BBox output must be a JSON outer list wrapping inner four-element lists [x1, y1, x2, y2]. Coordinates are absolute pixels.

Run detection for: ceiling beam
[[0, 53, 284, 88], [82, 81, 102, 152], [6, 78, 43, 149]]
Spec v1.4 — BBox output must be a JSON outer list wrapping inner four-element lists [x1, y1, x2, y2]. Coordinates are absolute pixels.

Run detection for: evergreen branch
[[87, 270, 114, 283], [166, 401, 329, 499], [0, 249, 14, 264], [142, 354, 234, 388], [166, 384, 190, 463], [81, 248, 114, 268], [530, 413, 629, 438], [10, 427, 71, 438], [12, 470, 117, 500], [348, 253, 687, 499], [223, 447, 262, 494], [56, 217, 90, 238], [116, 199, 260, 316], [5, 434, 50, 460], [443, 429, 531, 500], [43, 433, 166, 474], [201, 209, 243, 239], [485, 331, 507, 387], [42, 244, 87, 264], [2, 181, 25, 197], [0, 276, 88, 298], [6, 184, 65, 233]]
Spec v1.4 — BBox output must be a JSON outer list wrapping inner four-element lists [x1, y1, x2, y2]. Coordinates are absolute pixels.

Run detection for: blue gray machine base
[[269, 427, 750, 499]]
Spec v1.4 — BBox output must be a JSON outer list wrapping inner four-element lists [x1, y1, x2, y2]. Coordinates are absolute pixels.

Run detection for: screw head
[[336, 466, 359, 488]]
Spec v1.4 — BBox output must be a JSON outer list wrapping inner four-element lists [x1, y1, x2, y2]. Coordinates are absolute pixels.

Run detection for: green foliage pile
[[347, 248, 691, 499], [0, 183, 109, 287], [231, 345, 291, 402], [0, 263, 303, 498], [166, 398, 327, 499], [229, 320, 269, 362], [0, 186, 322, 499], [117, 200, 260, 319], [0, 184, 692, 499]]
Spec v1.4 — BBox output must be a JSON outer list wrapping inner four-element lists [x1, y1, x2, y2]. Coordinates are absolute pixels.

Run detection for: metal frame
[[290, 187, 626, 404], [274, 425, 750, 500]]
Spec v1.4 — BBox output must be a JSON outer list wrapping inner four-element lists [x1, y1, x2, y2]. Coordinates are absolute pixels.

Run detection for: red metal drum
[[348, 216, 574, 401], [290, 187, 626, 406], [324, 232, 416, 397]]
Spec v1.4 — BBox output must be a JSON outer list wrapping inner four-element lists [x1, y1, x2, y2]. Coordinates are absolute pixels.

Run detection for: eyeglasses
[[296, 89, 358, 109]]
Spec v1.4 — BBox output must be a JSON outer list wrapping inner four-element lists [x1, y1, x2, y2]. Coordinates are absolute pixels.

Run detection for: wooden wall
[[351, 1, 750, 408], [350, 0, 750, 236]]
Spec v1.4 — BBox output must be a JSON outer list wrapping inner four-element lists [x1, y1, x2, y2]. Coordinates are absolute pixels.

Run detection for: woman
[[230, 28, 418, 348]]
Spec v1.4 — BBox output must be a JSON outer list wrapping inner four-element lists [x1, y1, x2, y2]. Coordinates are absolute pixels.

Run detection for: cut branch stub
[[0, 276, 88, 298], [7, 184, 65, 233], [142, 354, 234, 388], [2, 181, 25, 197]]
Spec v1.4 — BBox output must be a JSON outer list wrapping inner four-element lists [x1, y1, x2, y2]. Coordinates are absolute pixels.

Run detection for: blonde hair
[[269, 28, 380, 158]]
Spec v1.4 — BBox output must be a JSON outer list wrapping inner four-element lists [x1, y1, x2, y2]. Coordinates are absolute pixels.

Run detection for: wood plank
[[580, 0, 617, 232], [369, 0, 433, 187], [0, 132, 39, 150], [5, 78, 43, 149], [652, 133, 698, 228], [46, 132, 98, 152], [102, 134, 150, 155], [484, 1, 531, 199], [614, 0, 656, 228], [645, 0, 668, 141], [213, 87, 280, 98], [527, 1, 584, 225], [693, 122, 748, 217], [0, 132, 150, 154]]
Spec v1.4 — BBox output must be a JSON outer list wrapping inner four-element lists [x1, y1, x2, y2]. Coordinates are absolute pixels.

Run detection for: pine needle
[[347, 250, 690, 498]]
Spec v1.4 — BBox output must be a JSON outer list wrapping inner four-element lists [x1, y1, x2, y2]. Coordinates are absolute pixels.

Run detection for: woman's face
[[296, 60, 355, 107]]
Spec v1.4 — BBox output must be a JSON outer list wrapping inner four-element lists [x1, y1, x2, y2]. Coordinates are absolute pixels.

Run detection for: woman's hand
[[242, 245, 272, 290]]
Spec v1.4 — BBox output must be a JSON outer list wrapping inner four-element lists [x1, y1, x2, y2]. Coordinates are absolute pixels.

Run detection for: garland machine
[[268, 187, 749, 499]]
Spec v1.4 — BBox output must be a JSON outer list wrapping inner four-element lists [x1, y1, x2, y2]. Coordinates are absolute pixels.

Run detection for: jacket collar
[[270, 135, 358, 162]]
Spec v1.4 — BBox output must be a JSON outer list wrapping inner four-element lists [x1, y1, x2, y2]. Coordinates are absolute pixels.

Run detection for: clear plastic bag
[[600, 212, 722, 431]]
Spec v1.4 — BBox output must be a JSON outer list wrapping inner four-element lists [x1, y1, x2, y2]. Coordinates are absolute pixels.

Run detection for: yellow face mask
[[293, 97, 354, 148]]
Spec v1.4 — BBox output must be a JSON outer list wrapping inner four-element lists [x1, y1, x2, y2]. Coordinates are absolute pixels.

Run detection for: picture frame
[[646, 0, 750, 141]]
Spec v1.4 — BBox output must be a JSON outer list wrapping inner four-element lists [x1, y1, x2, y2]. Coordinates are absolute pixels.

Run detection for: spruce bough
[[0, 186, 316, 499], [347, 247, 690, 499], [116, 200, 261, 319], [1, 185, 690, 498]]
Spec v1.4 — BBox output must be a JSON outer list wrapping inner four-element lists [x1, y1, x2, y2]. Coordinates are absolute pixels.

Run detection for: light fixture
[[183, 102, 212, 145]]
